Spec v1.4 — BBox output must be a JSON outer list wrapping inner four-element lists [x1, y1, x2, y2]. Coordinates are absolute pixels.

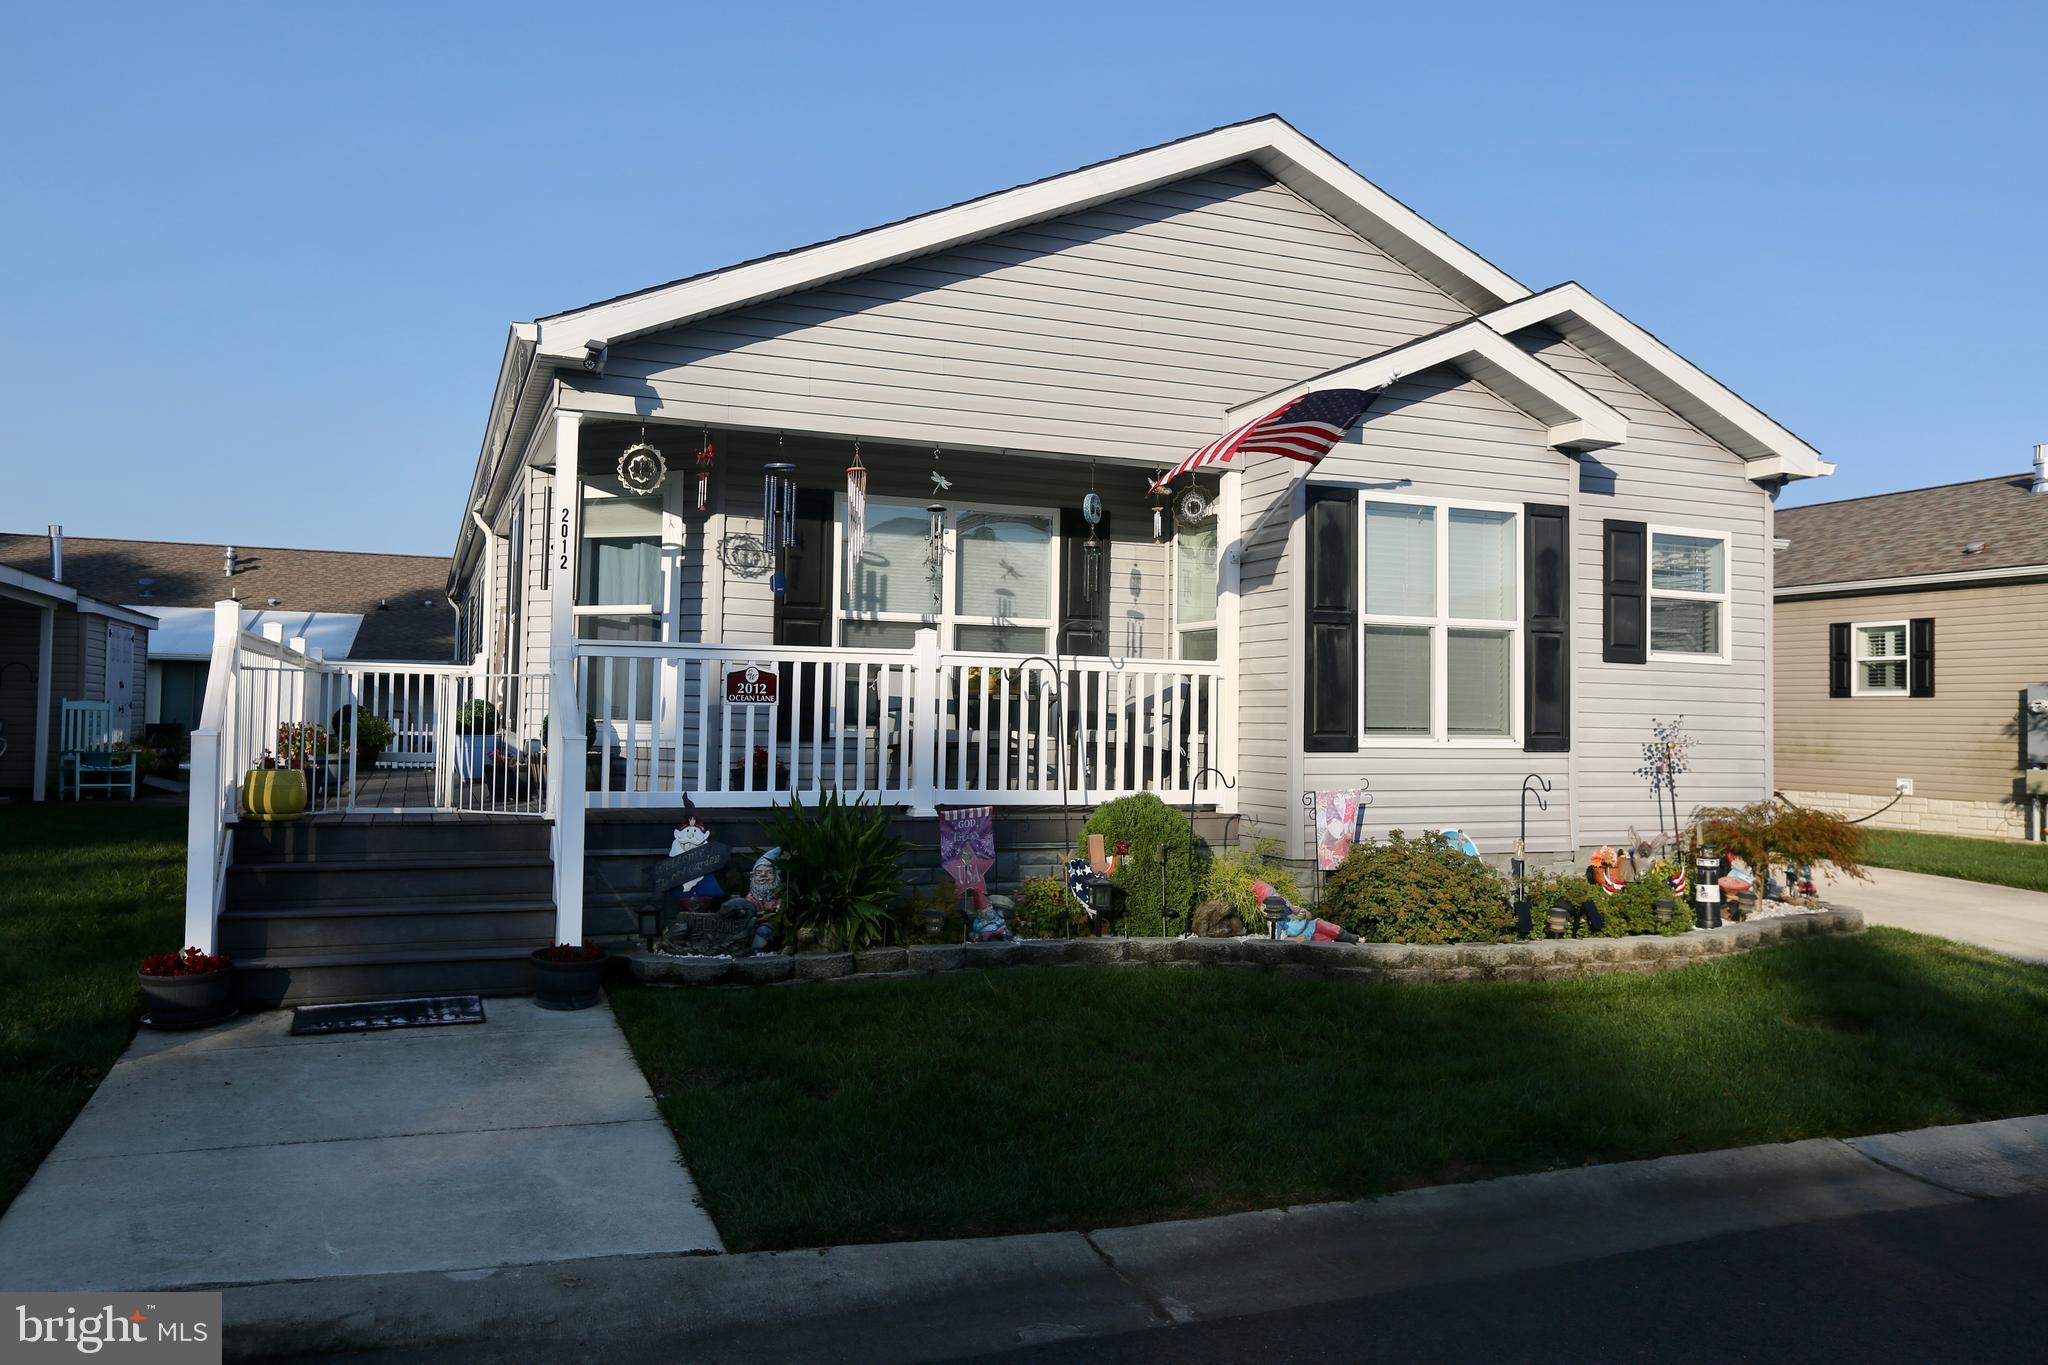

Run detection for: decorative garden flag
[[939, 805, 994, 910], [1318, 790, 1363, 870]]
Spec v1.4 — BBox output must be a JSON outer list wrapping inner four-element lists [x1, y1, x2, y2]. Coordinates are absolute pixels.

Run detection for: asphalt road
[[958, 1192, 2048, 1365]]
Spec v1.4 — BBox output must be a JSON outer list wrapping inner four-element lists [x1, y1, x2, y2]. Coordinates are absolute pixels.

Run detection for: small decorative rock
[[1191, 898, 1247, 938]]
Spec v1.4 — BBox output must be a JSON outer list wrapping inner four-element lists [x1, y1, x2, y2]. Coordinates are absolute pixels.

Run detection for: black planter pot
[[532, 948, 608, 1010], [139, 969, 235, 1030]]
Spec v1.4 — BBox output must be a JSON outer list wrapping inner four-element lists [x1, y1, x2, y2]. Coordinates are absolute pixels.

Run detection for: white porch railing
[[572, 629, 1229, 812]]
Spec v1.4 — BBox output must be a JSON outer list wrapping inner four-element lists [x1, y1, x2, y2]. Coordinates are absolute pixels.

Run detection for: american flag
[[1150, 388, 1378, 491]]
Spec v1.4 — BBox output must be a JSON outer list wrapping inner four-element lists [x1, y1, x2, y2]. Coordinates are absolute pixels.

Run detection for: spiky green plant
[[761, 791, 911, 952]]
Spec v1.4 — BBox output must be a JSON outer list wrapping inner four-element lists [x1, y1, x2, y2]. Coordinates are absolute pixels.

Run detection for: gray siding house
[[178, 115, 1834, 989]]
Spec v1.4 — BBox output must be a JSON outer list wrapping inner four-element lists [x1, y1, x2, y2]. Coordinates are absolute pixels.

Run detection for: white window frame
[[1850, 618, 1911, 698], [573, 475, 686, 737], [1646, 524, 1732, 665], [832, 495, 1058, 654], [1174, 514, 1220, 661], [1356, 491, 1524, 748]]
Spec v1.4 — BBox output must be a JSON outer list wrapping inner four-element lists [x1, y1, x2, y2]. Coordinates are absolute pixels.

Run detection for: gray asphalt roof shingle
[[1775, 474, 2048, 589], [0, 533, 455, 661]]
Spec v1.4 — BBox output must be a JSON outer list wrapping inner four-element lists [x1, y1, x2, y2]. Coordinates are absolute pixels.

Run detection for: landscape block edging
[[623, 908, 1865, 989]]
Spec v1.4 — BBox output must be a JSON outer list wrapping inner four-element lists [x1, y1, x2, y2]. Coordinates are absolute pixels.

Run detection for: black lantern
[[1087, 879, 1126, 935], [924, 898, 948, 942], [637, 902, 666, 950], [1513, 898, 1532, 938], [1693, 844, 1724, 929]]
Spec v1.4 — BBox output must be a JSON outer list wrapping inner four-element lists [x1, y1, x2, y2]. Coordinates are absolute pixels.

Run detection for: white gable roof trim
[[1483, 283, 1832, 482], [1225, 318, 1629, 451], [531, 115, 1530, 358]]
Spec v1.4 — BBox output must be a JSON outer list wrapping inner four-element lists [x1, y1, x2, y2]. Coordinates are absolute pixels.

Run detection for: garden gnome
[[1254, 882, 1358, 944], [666, 798, 725, 905]]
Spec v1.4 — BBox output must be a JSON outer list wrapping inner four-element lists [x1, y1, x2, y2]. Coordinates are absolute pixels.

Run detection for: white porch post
[[548, 412, 587, 942], [1215, 470, 1242, 816], [906, 626, 942, 817], [31, 606, 53, 800]]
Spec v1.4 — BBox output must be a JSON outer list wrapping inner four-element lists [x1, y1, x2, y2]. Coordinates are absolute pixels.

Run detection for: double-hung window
[[1359, 497, 1520, 743], [1851, 620, 1908, 695], [1647, 528, 1729, 661], [839, 498, 1056, 653]]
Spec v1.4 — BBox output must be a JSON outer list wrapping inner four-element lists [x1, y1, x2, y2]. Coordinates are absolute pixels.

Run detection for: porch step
[[231, 945, 549, 1008], [218, 898, 557, 954], [233, 819, 551, 863], [225, 853, 553, 908]]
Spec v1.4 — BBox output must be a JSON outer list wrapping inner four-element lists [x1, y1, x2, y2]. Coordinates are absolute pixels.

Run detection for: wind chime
[[845, 439, 868, 574], [1150, 471, 1169, 545], [1080, 461, 1104, 599], [763, 440, 797, 598], [693, 427, 716, 514], [924, 447, 950, 597], [616, 426, 667, 494]]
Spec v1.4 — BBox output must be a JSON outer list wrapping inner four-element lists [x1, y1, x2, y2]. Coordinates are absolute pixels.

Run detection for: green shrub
[[1078, 794, 1199, 937], [762, 791, 910, 952], [1201, 838, 1300, 921], [454, 699, 499, 734], [1010, 875, 1083, 938], [895, 884, 966, 945], [1522, 867, 1686, 938], [1318, 831, 1511, 944]]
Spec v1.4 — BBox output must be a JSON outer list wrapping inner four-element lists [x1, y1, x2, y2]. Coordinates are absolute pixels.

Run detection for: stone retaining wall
[[624, 907, 1866, 989]]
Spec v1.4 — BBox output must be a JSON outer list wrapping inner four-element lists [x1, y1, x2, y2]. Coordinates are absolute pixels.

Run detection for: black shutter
[[1304, 485, 1357, 752], [1827, 623, 1851, 698], [1602, 519, 1647, 664], [1058, 506, 1110, 656], [1909, 617, 1936, 697], [1524, 503, 1570, 752]]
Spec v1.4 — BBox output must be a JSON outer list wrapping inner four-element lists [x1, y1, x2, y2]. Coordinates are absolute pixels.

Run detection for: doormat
[[290, 995, 487, 1036]]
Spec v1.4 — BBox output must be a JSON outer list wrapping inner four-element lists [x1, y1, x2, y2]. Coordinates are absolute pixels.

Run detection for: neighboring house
[[176, 115, 1833, 1000], [1774, 454, 2048, 840], [0, 539, 156, 799], [0, 530, 455, 741]]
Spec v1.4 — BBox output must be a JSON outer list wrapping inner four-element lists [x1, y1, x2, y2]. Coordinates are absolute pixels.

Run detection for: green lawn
[[612, 930, 2048, 1252], [0, 804, 186, 1213], [1861, 828, 2048, 892]]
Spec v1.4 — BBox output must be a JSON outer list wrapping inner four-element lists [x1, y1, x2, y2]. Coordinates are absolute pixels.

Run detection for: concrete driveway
[[0, 996, 721, 1290], [1830, 866, 2048, 964]]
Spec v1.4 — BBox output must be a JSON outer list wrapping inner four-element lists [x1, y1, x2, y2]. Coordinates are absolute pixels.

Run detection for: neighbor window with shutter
[[1358, 495, 1521, 743], [1851, 620, 1909, 696], [1647, 527, 1729, 661]]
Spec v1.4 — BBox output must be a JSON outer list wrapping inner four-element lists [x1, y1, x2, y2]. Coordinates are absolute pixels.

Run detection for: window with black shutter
[[1909, 617, 1936, 697]]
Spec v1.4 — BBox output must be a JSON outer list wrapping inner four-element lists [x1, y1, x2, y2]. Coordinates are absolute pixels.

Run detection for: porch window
[[840, 498, 1055, 654], [1648, 529, 1728, 660], [1176, 519, 1219, 661], [1851, 620, 1908, 695], [578, 478, 663, 610], [1359, 497, 1520, 743]]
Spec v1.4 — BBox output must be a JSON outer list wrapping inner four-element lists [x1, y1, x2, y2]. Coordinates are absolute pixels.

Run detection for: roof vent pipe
[[224, 545, 237, 577], [2033, 444, 2047, 496], [47, 525, 62, 582]]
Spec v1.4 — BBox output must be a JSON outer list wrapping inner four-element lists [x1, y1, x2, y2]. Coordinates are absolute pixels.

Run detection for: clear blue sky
[[5, 1, 2042, 556]]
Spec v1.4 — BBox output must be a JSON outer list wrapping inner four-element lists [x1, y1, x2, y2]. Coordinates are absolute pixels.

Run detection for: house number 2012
[[558, 506, 571, 573]]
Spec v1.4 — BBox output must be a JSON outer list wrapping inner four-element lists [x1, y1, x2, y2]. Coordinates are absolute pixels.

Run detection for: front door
[[104, 624, 135, 743], [774, 489, 835, 740]]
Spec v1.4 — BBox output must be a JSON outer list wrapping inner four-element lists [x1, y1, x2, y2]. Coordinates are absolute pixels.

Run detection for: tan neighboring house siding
[[1774, 578, 2048, 838]]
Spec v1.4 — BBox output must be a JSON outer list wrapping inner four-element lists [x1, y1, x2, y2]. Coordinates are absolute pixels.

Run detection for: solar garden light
[[1654, 898, 1677, 927], [925, 896, 950, 942], [1546, 900, 1573, 939], [637, 903, 664, 951], [1087, 878, 1125, 935]]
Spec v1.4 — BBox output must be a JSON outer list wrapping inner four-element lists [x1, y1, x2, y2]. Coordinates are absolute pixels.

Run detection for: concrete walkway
[[1830, 865, 2048, 963], [0, 996, 720, 1291]]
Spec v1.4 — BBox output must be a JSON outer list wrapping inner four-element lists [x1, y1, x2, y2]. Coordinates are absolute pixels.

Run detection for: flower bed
[[625, 906, 1864, 988]]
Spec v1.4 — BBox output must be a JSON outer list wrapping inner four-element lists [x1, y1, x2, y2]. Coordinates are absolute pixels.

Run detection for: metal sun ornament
[[617, 430, 667, 494], [1173, 482, 1214, 527]]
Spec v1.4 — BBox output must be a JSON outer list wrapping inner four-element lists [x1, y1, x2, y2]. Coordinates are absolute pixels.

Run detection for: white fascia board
[[532, 117, 1529, 357], [0, 564, 78, 609], [1481, 283, 1832, 482], [78, 599, 157, 629], [1224, 320, 1628, 450], [1774, 562, 2048, 599]]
